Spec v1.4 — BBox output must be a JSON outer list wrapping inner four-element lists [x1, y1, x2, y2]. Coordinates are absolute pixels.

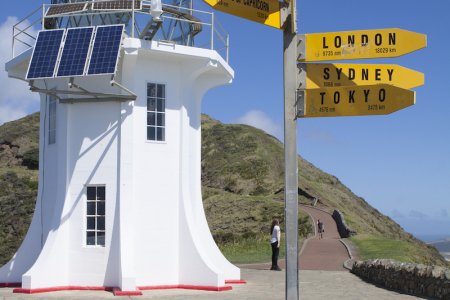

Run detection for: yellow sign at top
[[203, 0, 282, 29], [298, 28, 427, 62]]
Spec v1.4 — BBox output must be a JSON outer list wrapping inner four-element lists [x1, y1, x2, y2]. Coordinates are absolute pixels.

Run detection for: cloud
[[0, 17, 39, 125], [408, 210, 428, 219], [235, 110, 282, 140]]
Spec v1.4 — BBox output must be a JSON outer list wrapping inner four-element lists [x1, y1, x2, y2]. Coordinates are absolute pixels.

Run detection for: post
[[42, 4, 45, 31], [211, 12, 215, 50], [226, 33, 230, 63], [132, 0, 135, 38], [12, 26, 15, 58], [283, 1, 298, 300]]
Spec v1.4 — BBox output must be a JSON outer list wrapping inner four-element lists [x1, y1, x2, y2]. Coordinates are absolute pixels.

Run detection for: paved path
[[299, 205, 350, 271], [0, 269, 424, 299], [242, 205, 350, 271]]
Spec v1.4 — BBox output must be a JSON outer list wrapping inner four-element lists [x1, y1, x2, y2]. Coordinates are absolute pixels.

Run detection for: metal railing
[[11, 0, 229, 62]]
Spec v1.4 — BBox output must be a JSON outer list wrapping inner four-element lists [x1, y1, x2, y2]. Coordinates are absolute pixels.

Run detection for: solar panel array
[[26, 25, 124, 80], [88, 26, 124, 75], [92, 0, 142, 11], [57, 27, 94, 77], [27, 29, 65, 79], [46, 3, 88, 16]]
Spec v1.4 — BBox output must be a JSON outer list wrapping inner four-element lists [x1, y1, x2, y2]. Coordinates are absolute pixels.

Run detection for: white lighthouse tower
[[1, 0, 240, 295]]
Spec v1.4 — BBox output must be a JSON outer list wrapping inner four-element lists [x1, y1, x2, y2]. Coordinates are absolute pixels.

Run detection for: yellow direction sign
[[298, 84, 415, 118], [203, 0, 282, 29], [299, 63, 424, 90], [297, 28, 427, 62]]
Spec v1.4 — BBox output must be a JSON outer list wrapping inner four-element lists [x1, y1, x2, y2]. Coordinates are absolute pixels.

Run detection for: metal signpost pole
[[283, 1, 299, 300]]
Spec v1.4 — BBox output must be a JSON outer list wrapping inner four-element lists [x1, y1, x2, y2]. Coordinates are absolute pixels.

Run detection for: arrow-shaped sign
[[298, 63, 424, 90], [203, 0, 282, 29], [297, 84, 415, 118], [297, 28, 427, 62]]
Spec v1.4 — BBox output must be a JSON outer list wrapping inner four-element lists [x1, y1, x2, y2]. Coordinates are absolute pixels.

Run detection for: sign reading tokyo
[[298, 85, 415, 118], [203, 0, 281, 29], [299, 63, 424, 90], [298, 28, 427, 61]]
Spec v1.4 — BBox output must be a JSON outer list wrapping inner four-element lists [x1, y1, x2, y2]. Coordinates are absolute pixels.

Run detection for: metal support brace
[[296, 35, 306, 62], [296, 90, 305, 118], [296, 63, 306, 118], [297, 63, 306, 90], [111, 80, 136, 98], [28, 78, 137, 103]]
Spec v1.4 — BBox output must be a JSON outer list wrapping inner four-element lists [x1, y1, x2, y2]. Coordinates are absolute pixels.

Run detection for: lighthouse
[[1, 0, 240, 295]]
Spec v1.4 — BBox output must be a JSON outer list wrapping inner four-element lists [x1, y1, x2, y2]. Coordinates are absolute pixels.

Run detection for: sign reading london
[[203, 0, 281, 29], [299, 63, 424, 89], [297, 84, 415, 118], [297, 28, 427, 61]]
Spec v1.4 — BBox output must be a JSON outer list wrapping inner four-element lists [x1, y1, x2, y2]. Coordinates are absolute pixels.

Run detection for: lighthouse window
[[48, 96, 56, 145], [86, 185, 106, 247], [147, 83, 165, 141]]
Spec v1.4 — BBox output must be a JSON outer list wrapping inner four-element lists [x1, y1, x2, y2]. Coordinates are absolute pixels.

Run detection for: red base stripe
[[113, 287, 143, 296], [12, 284, 233, 295], [225, 279, 247, 284], [139, 284, 232, 292], [13, 286, 114, 294]]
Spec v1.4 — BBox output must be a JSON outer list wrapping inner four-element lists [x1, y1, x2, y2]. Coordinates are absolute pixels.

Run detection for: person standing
[[270, 218, 281, 271], [317, 219, 324, 239]]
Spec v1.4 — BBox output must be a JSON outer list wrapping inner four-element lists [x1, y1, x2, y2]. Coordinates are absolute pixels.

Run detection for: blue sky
[[1, 1, 449, 239]]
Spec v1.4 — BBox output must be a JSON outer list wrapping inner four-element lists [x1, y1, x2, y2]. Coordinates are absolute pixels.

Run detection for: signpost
[[203, 0, 282, 29], [203, 1, 426, 300], [282, 2, 299, 300], [298, 63, 424, 89], [297, 28, 427, 61], [297, 85, 415, 118]]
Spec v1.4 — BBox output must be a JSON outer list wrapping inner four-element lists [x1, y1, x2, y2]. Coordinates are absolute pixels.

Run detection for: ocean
[[415, 234, 450, 262], [415, 234, 450, 243]]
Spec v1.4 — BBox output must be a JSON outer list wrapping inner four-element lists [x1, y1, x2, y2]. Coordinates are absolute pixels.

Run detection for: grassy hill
[[201, 115, 446, 266], [0, 113, 39, 263], [0, 113, 447, 266]]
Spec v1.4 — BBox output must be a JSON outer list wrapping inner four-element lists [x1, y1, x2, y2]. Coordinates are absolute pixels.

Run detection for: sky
[[1, 1, 449, 240]]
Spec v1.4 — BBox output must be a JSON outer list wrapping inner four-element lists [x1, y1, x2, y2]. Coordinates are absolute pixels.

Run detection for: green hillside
[[201, 115, 446, 266], [0, 113, 447, 266]]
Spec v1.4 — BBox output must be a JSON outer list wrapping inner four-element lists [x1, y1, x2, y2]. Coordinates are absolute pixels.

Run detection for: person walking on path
[[317, 219, 324, 239], [270, 218, 281, 271]]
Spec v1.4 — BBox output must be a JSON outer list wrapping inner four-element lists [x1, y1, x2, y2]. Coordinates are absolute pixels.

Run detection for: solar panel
[[46, 3, 87, 16], [93, 0, 142, 11], [26, 29, 65, 79], [87, 25, 124, 76], [57, 27, 94, 77]]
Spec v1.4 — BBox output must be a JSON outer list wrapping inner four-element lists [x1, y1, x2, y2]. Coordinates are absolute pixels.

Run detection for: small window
[[86, 186, 105, 247], [147, 83, 165, 141], [48, 96, 56, 144]]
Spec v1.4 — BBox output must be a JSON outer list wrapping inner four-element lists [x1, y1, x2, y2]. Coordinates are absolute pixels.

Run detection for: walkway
[[299, 205, 350, 271], [241, 205, 351, 271], [0, 269, 424, 299]]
